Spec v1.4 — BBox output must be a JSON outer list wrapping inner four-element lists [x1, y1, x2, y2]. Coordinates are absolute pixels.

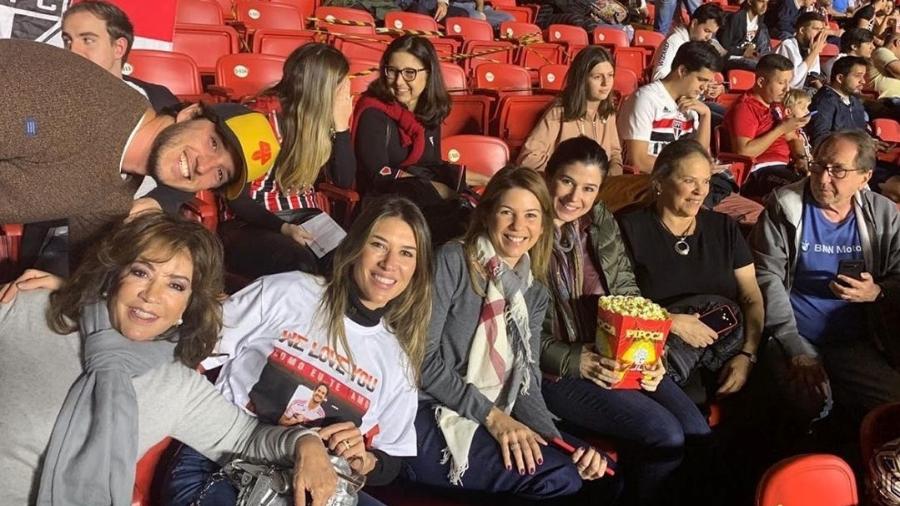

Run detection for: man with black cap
[[0, 39, 278, 252]]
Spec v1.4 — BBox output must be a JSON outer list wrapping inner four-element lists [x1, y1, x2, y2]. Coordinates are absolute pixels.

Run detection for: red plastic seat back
[[613, 67, 639, 98], [592, 27, 629, 49], [633, 29, 664, 51], [441, 62, 469, 93], [546, 24, 588, 51], [251, 29, 319, 57], [464, 40, 515, 75], [271, 0, 316, 21], [132, 438, 173, 505], [173, 24, 240, 74], [176, 0, 224, 25], [496, 95, 555, 155], [474, 62, 532, 95], [348, 59, 380, 96], [236, 1, 304, 31], [756, 454, 858, 506], [333, 35, 391, 63], [614, 47, 646, 82], [314, 6, 376, 35], [728, 69, 756, 92], [384, 11, 440, 32], [874, 119, 900, 143], [499, 21, 542, 41], [445, 16, 493, 42], [216, 53, 286, 100], [124, 50, 204, 98], [539, 64, 568, 91], [443, 135, 510, 178], [443, 94, 493, 137]]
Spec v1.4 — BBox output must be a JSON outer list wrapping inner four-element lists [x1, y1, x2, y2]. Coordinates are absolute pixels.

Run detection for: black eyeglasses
[[808, 162, 867, 180], [383, 66, 428, 82]]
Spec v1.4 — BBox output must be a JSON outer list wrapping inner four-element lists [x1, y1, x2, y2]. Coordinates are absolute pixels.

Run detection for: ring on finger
[[342, 440, 351, 451], [509, 442, 520, 449]]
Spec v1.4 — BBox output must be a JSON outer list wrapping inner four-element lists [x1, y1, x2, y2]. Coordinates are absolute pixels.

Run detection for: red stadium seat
[[615, 47, 646, 82], [176, 0, 225, 25], [213, 53, 285, 100], [444, 16, 493, 42], [592, 26, 629, 50], [314, 6, 376, 35], [538, 64, 568, 91], [613, 67, 639, 98], [490, 0, 538, 23], [756, 454, 858, 506], [383, 11, 440, 32], [874, 119, 900, 143], [717, 92, 741, 111], [0, 223, 23, 283], [271, 0, 316, 22], [545, 24, 588, 60], [333, 34, 392, 62], [211, 0, 236, 19], [173, 23, 240, 75], [124, 50, 205, 100], [443, 94, 494, 137], [821, 42, 839, 57], [713, 125, 753, 187], [633, 29, 664, 52], [132, 438, 173, 506], [251, 29, 319, 57], [431, 37, 461, 60], [235, 1, 304, 31], [495, 94, 554, 156], [443, 135, 510, 178], [474, 62, 532, 96], [728, 69, 755, 92], [440, 62, 469, 93], [462, 40, 515, 75], [348, 59, 379, 96], [499, 21, 542, 40]]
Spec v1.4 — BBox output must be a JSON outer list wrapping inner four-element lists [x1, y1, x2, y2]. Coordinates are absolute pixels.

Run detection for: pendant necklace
[[657, 214, 695, 256]]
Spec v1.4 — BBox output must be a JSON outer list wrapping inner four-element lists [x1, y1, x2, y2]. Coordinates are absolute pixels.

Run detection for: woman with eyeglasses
[[352, 35, 469, 245]]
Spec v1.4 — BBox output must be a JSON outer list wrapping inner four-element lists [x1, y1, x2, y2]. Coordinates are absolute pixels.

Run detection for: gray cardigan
[[0, 291, 311, 505], [420, 242, 561, 439], [749, 179, 900, 358]]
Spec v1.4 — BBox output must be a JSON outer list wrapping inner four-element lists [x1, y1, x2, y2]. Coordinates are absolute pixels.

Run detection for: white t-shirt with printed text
[[617, 80, 699, 157], [207, 272, 418, 457]]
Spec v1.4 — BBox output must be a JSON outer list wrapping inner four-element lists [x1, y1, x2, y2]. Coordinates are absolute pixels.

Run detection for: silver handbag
[[222, 454, 365, 506]]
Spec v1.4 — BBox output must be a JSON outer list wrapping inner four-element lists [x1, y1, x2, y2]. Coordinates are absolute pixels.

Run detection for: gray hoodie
[[749, 179, 900, 358]]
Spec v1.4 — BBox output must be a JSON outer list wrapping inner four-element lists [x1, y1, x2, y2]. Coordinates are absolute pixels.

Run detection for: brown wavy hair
[[462, 166, 554, 292], [318, 196, 433, 385], [47, 212, 225, 368], [366, 35, 450, 128]]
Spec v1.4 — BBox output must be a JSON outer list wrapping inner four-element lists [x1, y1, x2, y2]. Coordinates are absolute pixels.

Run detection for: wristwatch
[[737, 350, 757, 364]]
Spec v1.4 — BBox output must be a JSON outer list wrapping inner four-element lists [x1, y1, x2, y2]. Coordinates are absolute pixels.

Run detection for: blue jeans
[[402, 402, 596, 500], [453, 1, 514, 28], [163, 445, 386, 506], [542, 376, 711, 505], [654, 0, 701, 35]]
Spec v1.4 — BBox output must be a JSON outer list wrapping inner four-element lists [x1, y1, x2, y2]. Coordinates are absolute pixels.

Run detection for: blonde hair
[[462, 166, 554, 293], [319, 196, 433, 386], [782, 89, 812, 109], [267, 43, 349, 192]]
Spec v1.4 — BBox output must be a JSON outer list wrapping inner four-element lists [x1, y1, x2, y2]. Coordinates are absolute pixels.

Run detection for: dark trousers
[[162, 445, 386, 506], [402, 403, 587, 501], [219, 218, 326, 280], [740, 164, 803, 201], [542, 376, 710, 506]]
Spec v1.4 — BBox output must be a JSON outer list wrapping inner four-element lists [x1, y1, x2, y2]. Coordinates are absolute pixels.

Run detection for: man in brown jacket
[[0, 39, 277, 250]]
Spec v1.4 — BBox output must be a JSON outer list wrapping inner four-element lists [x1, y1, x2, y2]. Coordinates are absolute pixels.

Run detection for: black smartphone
[[837, 259, 865, 281], [699, 305, 738, 335]]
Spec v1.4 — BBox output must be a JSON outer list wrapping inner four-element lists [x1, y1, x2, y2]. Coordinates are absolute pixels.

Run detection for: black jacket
[[806, 86, 869, 148], [718, 7, 772, 57]]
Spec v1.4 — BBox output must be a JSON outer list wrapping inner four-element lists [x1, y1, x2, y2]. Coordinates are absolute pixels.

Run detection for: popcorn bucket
[[595, 297, 672, 389]]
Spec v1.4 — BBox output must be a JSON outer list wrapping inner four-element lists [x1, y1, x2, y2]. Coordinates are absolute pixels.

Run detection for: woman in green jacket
[[539, 136, 711, 506]]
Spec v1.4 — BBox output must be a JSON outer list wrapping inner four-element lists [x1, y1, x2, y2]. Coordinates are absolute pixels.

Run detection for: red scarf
[[351, 95, 426, 168]]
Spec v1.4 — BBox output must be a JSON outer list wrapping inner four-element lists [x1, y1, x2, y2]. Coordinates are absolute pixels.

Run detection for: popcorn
[[596, 296, 672, 389], [598, 295, 669, 321]]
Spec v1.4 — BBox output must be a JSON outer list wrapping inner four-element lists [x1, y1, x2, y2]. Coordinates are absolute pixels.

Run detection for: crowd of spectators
[[1, 0, 899, 504]]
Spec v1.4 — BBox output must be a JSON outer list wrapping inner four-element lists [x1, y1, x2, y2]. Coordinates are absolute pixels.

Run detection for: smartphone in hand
[[837, 259, 865, 282], [699, 305, 739, 335]]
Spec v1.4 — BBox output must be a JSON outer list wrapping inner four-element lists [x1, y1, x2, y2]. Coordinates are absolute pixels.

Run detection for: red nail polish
[[537, 458, 543, 465], [506, 464, 511, 471]]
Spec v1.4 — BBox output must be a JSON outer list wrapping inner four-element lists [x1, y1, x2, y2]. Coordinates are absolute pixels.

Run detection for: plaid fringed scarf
[[435, 235, 535, 485]]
